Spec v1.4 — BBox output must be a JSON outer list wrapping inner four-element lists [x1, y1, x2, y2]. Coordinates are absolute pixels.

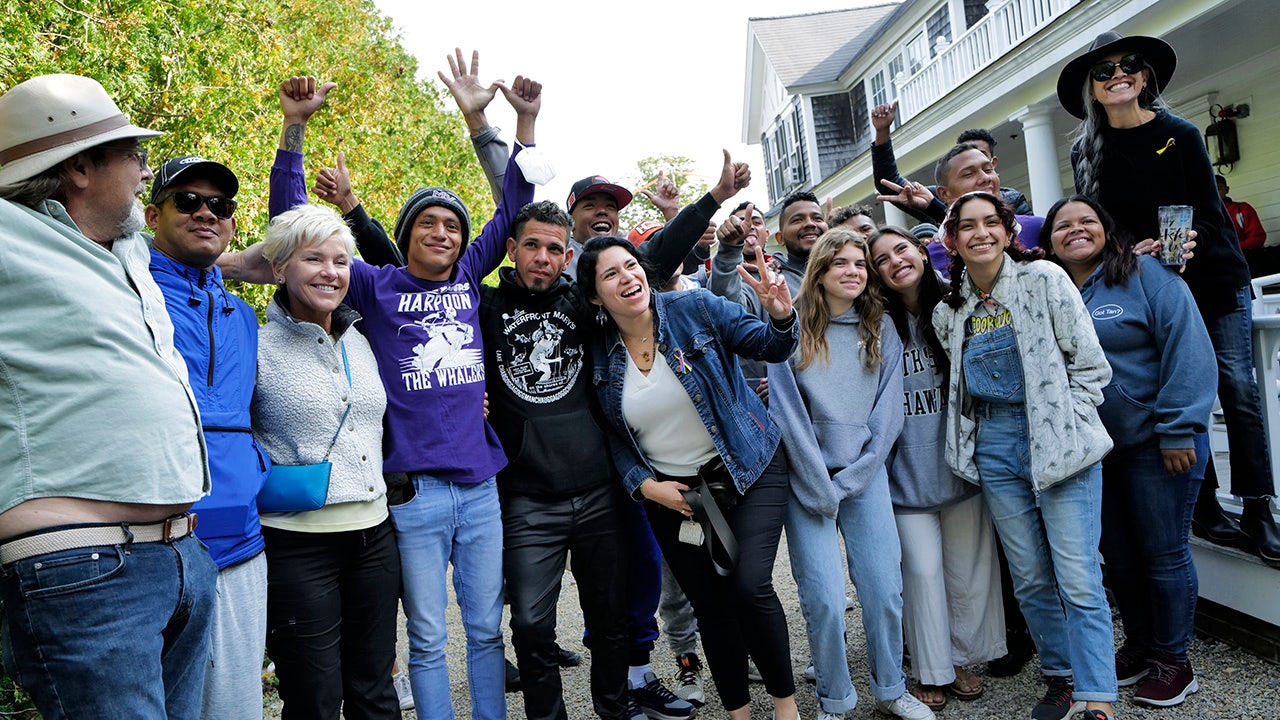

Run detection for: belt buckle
[[161, 512, 196, 542]]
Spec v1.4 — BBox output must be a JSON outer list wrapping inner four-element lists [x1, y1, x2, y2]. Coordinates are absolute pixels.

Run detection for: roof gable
[[749, 3, 901, 88]]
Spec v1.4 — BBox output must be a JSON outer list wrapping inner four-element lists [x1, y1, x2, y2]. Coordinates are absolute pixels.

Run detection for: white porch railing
[[898, 0, 1080, 122]]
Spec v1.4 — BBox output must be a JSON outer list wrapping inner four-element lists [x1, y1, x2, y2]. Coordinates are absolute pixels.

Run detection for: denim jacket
[[591, 289, 798, 498]]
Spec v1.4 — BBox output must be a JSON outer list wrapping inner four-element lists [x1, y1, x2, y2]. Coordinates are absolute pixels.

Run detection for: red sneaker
[[1133, 658, 1199, 707]]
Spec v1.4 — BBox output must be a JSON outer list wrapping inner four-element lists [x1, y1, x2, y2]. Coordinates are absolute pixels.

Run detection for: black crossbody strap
[[686, 479, 740, 576]]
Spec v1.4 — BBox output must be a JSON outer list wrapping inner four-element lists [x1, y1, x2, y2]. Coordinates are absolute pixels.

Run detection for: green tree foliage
[[619, 154, 709, 234], [0, 0, 492, 311]]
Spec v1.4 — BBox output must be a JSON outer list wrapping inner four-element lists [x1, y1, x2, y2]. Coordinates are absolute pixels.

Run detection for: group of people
[[0, 30, 1275, 720]]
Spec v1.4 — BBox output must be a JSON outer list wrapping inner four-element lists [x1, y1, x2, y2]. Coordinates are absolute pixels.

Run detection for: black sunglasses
[[156, 190, 237, 219], [1089, 53, 1145, 82]]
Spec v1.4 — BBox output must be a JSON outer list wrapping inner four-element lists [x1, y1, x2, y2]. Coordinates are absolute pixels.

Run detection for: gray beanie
[[393, 187, 472, 260], [909, 222, 939, 239]]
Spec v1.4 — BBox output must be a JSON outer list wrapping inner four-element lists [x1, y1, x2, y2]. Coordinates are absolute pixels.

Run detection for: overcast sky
[[372, 0, 886, 220]]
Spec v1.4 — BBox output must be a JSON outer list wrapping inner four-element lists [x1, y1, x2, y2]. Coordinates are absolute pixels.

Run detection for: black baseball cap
[[150, 155, 239, 204]]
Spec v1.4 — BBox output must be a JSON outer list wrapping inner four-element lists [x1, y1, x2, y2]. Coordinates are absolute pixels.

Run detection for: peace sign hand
[[737, 238, 793, 320]]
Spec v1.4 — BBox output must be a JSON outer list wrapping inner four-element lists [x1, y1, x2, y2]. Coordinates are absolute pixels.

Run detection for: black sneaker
[[1030, 676, 1084, 720], [1115, 644, 1149, 687], [625, 694, 647, 720], [555, 643, 583, 668], [988, 628, 1036, 677], [505, 658, 521, 693], [632, 670, 695, 720]]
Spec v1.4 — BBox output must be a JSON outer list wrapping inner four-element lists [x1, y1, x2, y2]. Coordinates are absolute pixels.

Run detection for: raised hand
[[279, 76, 337, 152], [697, 221, 717, 253], [738, 237, 794, 320], [639, 170, 680, 220], [716, 202, 753, 246], [497, 75, 542, 119], [871, 100, 899, 133], [497, 75, 541, 145], [313, 152, 358, 214], [438, 48, 499, 118], [280, 75, 337, 125], [710, 149, 749, 203], [875, 178, 932, 210]]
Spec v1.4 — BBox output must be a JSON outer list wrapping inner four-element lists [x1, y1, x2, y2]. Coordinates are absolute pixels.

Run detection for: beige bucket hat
[[0, 74, 163, 185]]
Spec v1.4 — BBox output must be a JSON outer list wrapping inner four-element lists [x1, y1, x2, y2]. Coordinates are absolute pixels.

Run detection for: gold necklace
[[623, 333, 653, 366]]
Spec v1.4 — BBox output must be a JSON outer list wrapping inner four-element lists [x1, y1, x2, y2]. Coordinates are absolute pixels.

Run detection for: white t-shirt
[[621, 352, 717, 478]]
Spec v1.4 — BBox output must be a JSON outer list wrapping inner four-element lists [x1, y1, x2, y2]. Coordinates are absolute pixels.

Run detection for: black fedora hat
[[1056, 31, 1176, 119]]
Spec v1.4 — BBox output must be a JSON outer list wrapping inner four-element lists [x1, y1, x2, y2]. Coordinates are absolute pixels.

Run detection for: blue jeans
[[787, 466, 906, 713], [1204, 285, 1274, 498], [390, 476, 505, 720], [0, 533, 216, 720], [1100, 434, 1207, 662], [976, 405, 1117, 702]]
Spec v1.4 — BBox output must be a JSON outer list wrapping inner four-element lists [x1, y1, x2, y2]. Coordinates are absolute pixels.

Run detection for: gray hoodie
[[771, 310, 903, 518], [888, 317, 979, 512]]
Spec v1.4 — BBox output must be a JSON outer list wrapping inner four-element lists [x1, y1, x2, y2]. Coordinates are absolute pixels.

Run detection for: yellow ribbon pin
[[1156, 138, 1176, 155]]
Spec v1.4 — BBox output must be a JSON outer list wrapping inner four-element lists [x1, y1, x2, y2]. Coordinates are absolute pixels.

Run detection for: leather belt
[[0, 513, 198, 565]]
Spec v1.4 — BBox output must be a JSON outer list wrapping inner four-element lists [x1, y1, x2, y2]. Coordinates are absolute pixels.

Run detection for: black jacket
[[480, 270, 613, 497]]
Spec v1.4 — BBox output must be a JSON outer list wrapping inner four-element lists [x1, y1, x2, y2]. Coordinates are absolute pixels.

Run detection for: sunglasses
[[1089, 53, 1145, 82], [156, 190, 237, 219]]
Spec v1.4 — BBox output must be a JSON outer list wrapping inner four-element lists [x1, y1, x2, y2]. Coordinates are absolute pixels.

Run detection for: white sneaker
[[674, 653, 706, 706], [392, 670, 414, 711], [817, 712, 846, 720], [803, 662, 816, 683], [875, 692, 936, 720], [845, 595, 855, 612]]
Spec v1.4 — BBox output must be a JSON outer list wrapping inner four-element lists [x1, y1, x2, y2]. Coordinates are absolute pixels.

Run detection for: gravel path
[[264, 533, 1279, 719]]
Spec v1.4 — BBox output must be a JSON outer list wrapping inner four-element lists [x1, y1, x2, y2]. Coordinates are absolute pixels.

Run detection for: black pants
[[647, 448, 795, 711], [503, 483, 631, 720], [263, 517, 402, 720]]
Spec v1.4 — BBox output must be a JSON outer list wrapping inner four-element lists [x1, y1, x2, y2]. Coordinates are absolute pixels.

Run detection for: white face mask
[[514, 143, 556, 186]]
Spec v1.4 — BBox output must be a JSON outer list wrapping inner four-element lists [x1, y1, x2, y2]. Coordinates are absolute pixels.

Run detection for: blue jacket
[[150, 250, 269, 569], [591, 289, 798, 497], [1078, 255, 1215, 450]]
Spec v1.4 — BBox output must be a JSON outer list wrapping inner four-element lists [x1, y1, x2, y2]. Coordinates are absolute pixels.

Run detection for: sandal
[[911, 684, 948, 710], [948, 668, 985, 701]]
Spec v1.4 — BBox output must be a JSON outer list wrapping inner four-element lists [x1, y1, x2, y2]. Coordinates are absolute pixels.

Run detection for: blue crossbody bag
[[257, 342, 352, 513]]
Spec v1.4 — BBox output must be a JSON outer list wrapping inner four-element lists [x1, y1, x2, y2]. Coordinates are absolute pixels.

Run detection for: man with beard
[[339, 155, 747, 720], [0, 74, 215, 719], [713, 190, 826, 308]]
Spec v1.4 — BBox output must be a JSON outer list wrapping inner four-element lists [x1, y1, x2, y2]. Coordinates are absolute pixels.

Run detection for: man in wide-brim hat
[[0, 74, 217, 718]]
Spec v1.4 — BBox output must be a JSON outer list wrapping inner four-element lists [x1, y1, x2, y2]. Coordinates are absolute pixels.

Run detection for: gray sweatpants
[[201, 551, 269, 720]]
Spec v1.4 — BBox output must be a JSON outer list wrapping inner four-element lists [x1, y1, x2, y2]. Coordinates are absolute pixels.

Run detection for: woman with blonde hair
[[252, 203, 401, 718], [771, 228, 934, 720]]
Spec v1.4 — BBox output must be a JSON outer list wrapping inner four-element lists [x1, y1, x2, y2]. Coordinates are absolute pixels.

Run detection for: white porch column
[[883, 203, 912, 229], [1010, 105, 1063, 214]]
